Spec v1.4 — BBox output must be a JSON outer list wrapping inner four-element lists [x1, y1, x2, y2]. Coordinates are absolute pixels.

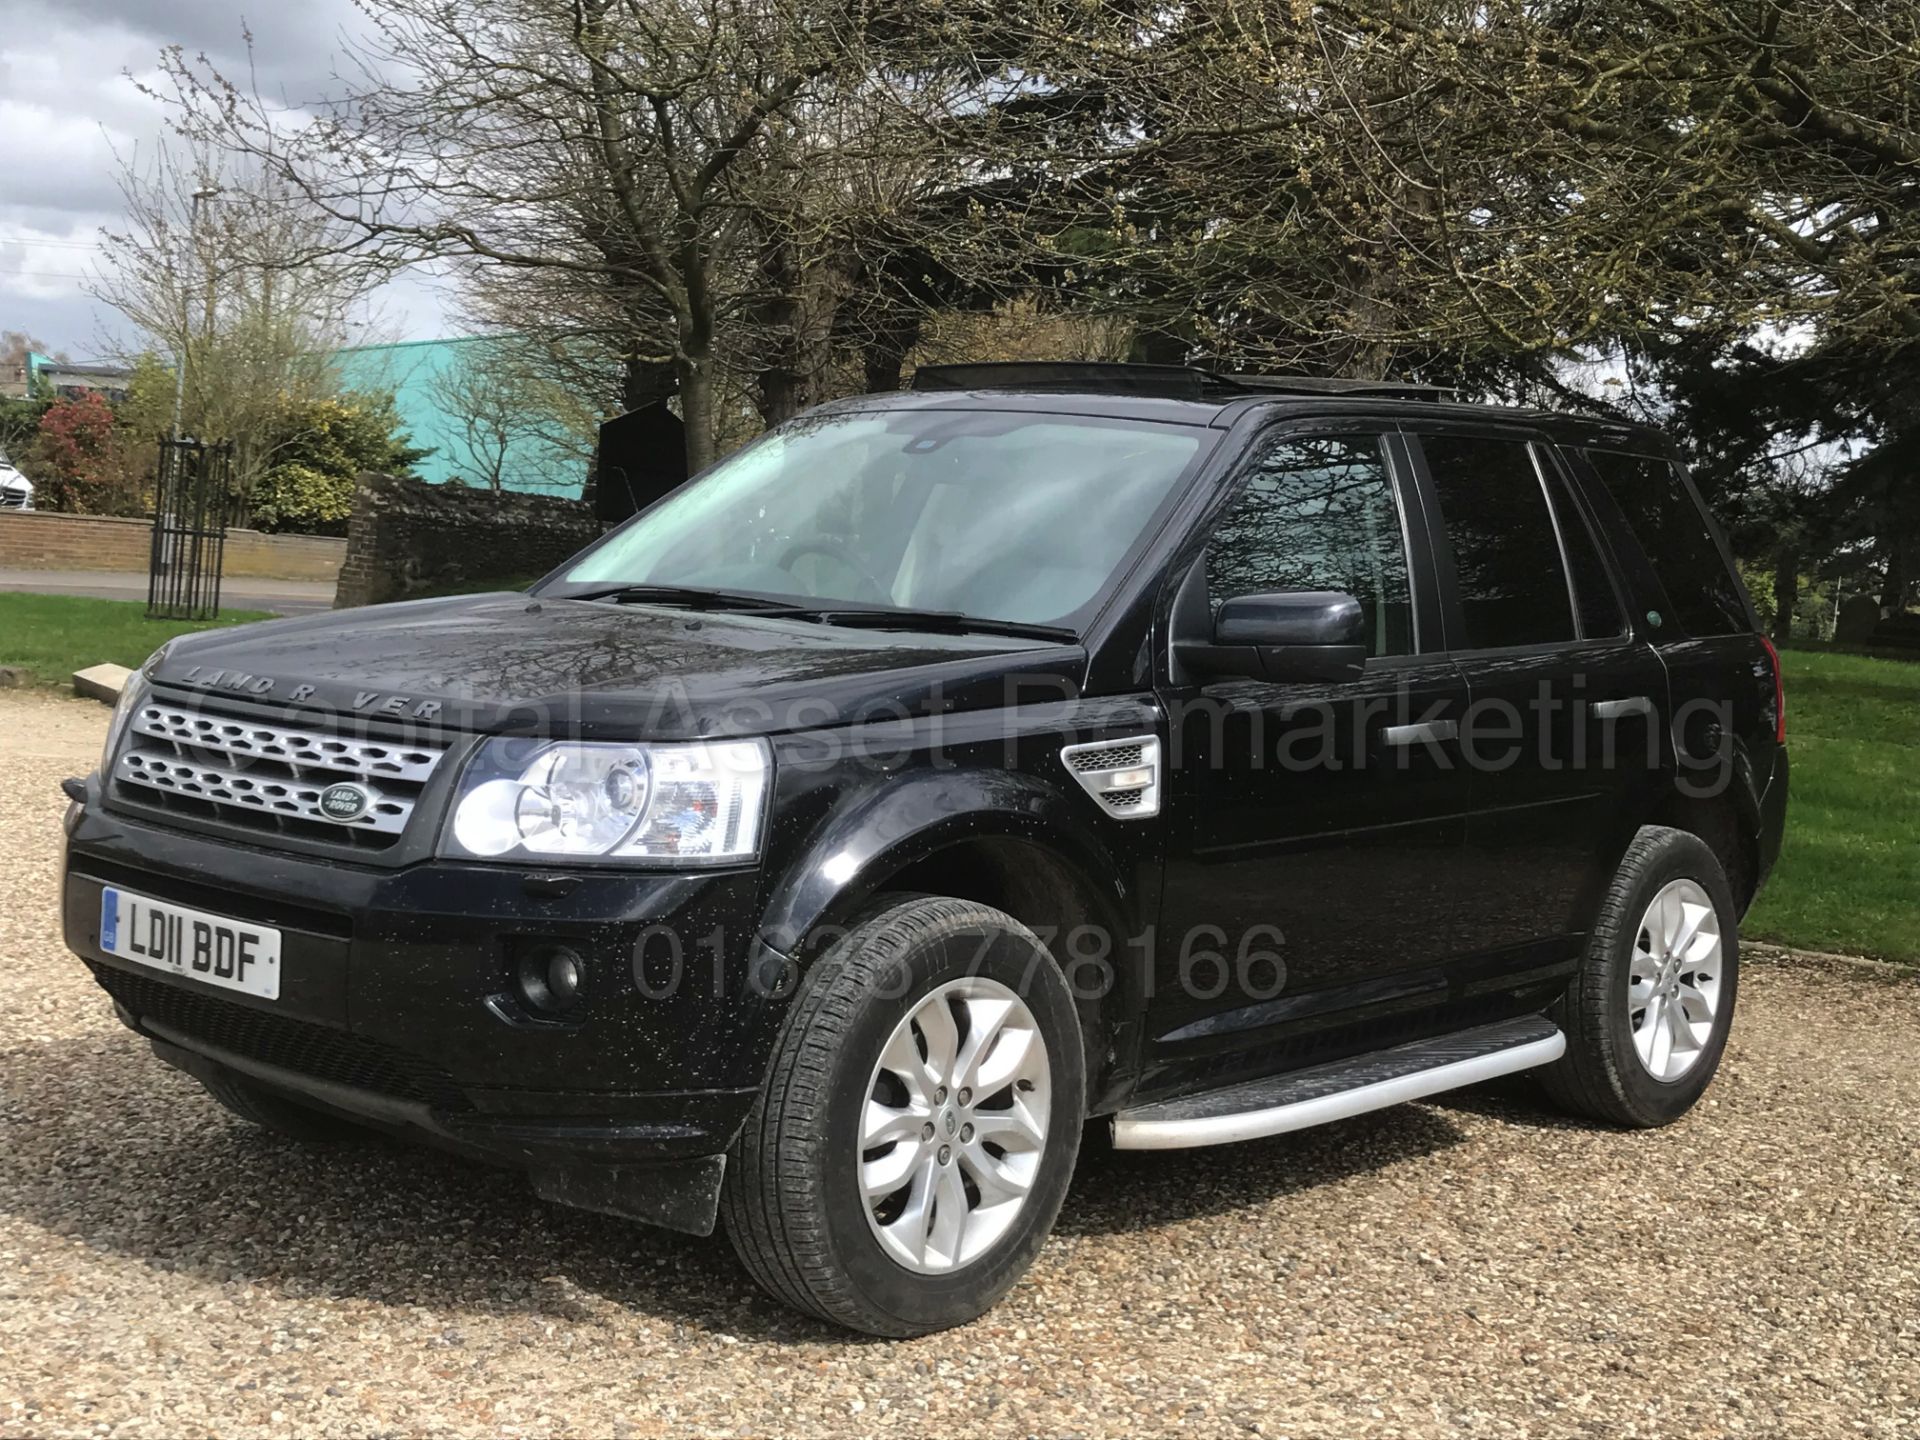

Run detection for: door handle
[[1590, 696, 1653, 721], [1381, 720, 1458, 746]]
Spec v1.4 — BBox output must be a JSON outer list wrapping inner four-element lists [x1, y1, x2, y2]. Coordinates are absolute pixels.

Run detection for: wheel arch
[[753, 770, 1154, 1112], [1650, 777, 1763, 917]]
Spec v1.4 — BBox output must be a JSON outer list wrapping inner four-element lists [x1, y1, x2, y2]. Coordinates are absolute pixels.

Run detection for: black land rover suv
[[62, 362, 1787, 1336]]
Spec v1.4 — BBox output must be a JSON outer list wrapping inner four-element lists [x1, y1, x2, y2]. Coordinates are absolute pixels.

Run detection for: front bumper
[[62, 780, 795, 1234]]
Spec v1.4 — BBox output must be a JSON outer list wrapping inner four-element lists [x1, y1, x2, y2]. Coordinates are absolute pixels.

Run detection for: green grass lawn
[[0, 593, 276, 689], [1745, 646, 1920, 963]]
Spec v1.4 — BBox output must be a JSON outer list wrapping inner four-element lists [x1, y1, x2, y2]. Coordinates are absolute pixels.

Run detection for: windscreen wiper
[[561, 587, 1079, 642], [559, 584, 808, 613], [809, 608, 1080, 643]]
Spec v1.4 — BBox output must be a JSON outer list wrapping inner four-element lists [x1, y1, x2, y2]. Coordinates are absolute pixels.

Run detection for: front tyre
[[1541, 826, 1740, 1128], [723, 897, 1085, 1337]]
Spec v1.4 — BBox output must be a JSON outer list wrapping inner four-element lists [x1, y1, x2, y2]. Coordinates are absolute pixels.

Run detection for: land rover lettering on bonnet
[[177, 666, 443, 719], [60, 362, 1787, 1337]]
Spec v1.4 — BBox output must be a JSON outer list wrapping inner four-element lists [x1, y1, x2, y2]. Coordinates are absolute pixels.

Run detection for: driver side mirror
[[1176, 590, 1369, 684]]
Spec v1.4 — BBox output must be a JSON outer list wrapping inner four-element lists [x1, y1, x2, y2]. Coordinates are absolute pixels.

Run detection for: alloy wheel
[[1627, 878, 1724, 1082], [859, 977, 1052, 1273]]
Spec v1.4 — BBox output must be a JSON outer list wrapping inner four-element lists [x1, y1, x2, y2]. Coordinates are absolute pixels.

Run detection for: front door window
[[1205, 433, 1415, 656]]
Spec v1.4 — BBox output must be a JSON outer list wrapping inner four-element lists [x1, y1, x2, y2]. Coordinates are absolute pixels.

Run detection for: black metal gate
[[147, 438, 233, 620]]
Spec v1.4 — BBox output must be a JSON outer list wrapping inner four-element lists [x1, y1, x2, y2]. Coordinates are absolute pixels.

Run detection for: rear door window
[[1579, 449, 1751, 637], [1416, 434, 1578, 649]]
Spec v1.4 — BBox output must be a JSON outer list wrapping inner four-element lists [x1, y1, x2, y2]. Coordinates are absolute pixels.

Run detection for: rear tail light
[[1758, 634, 1786, 743]]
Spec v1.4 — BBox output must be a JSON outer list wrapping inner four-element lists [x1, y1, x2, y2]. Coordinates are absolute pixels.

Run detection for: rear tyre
[[201, 1071, 367, 1142], [1541, 826, 1740, 1128], [723, 896, 1085, 1337]]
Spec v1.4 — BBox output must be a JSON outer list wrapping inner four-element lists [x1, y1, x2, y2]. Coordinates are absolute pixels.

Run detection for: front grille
[[89, 962, 472, 1112], [114, 702, 448, 851]]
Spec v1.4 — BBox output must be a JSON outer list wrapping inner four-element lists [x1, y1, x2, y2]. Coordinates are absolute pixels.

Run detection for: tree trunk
[[758, 364, 804, 427], [1771, 550, 1798, 642], [1881, 541, 1909, 615], [753, 233, 807, 427], [861, 309, 921, 394], [676, 352, 716, 474], [752, 234, 858, 427], [675, 246, 718, 474], [862, 348, 903, 394]]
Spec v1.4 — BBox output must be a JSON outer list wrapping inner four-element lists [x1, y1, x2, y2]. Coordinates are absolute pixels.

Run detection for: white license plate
[[99, 886, 282, 1000]]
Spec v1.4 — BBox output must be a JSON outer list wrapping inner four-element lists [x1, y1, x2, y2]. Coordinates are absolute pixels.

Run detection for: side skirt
[[1111, 1016, 1565, 1151]]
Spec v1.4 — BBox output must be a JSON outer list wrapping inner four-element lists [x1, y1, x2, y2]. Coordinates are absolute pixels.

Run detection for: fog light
[[518, 945, 586, 1014]]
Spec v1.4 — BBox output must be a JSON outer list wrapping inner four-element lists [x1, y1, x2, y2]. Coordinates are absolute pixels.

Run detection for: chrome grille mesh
[[131, 706, 442, 782], [119, 752, 412, 834], [113, 702, 448, 849]]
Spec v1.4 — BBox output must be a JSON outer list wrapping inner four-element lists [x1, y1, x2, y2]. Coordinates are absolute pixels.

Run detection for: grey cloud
[[52, 0, 357, 95], [0, 0, 447, 354]]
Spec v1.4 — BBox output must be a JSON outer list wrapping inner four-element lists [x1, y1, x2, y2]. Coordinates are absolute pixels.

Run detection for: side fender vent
[[1061, 736, 1162, 820]]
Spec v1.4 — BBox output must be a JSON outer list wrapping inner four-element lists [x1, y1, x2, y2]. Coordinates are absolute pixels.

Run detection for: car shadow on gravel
[[1424, 1074, 1614, 1132], [8, 1035, 1468, 1343], [1057, 1103, 1469, 1238], [6, 1037, 823, 1340]]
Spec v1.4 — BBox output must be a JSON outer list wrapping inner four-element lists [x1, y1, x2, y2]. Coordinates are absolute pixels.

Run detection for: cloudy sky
[[0, 0, 451, 360]]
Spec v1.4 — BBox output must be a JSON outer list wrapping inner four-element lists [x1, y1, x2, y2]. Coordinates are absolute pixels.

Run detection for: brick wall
[[333, 471, 602, 608], [0, 510, 345, 582], [0, 511, 151, 571]]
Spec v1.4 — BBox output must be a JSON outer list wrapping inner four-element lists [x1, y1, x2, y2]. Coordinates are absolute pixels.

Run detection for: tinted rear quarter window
[[1580, 449, 1751, 637]]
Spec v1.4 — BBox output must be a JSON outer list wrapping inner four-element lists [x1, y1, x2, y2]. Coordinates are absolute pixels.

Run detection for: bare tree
[[88, 135, 385, 489], [152, 0, 982, 471]]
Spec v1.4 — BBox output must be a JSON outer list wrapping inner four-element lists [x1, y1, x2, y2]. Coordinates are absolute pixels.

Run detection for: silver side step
[[1111, 1017, 1566, 1151]]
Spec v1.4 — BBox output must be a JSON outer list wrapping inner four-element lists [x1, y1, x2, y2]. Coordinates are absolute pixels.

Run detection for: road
[[1, 690, 1914, 1438]]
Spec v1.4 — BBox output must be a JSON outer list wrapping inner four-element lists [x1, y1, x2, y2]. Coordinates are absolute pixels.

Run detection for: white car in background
[[0, 454, 32, 510]]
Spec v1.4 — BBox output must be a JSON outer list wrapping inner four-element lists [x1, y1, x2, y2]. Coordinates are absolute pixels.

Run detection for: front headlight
[[442, 737, 771, 864], [99, 658, 157, 775]]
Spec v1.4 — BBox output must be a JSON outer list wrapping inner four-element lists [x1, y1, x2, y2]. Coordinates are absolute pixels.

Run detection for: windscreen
[[564, 410, 1207, 626]]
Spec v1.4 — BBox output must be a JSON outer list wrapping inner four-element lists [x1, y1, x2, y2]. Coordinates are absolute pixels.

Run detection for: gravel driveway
[[2, 691, 1915, 1438]]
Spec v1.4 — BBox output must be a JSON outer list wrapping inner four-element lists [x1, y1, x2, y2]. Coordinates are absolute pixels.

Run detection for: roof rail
[[908, 361, 1460, 403], [1211, 373, 1462, 401], [909, 362, 1206, 396]]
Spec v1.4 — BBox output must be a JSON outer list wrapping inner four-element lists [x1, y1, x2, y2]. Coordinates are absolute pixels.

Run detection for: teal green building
[[331, 338, 586, 496]]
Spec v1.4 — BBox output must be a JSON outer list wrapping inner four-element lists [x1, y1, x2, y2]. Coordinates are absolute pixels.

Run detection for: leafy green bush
[[0, 395, 49, 461], [247, 462, 356, 533], [246, 391, 431, 534]]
